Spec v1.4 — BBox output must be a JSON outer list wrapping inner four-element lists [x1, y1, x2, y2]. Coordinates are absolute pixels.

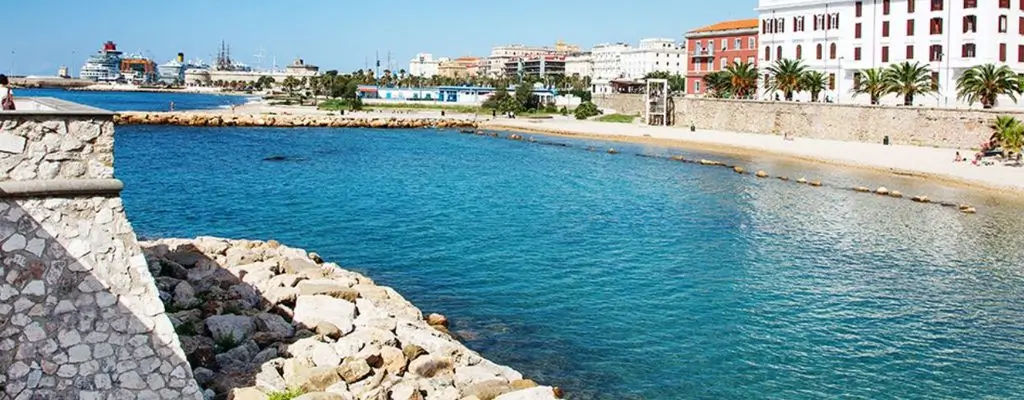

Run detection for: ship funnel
[[177, 53, 184, 63]]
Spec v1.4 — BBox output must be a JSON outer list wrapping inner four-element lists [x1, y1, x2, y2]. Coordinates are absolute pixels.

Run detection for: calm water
[[17, 88, 250, 111], [114, 126, 1024, 399]]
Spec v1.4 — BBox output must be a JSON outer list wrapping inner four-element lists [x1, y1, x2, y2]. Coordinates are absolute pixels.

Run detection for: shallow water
[[115, 126, 1024, 399], [16, 88, 249, 111]]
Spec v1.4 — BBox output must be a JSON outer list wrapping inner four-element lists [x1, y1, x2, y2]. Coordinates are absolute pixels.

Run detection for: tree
[[702, 71, 731, 98], [852, 68, 887, 105], [282, 76, 300, 95], [800, 71, 828, 102], [992, 116, 1024, 157], [956, 64, 1023, 109], [883, 61, 934, 106], [766, 59, 807, 101], [724, 62, 758, 99]]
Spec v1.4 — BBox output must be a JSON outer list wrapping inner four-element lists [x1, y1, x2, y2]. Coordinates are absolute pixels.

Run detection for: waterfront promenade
[[483, 118, 1024, 194]]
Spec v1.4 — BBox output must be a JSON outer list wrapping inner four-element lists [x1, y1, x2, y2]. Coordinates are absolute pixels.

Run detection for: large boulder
[[205, 315, 256, 342], [254, 312, 295, 338], [293, 295, 356, 334], [289, 366, 345, 393], [494, 387, 561, 400]]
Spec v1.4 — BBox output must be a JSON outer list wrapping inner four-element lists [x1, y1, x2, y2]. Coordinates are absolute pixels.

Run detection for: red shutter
[[855, 23, 862, 38], [907, 45, 914, 59], [1000, 43, 1007, 61], [882, 46, 889, 62], [907, 19, 915, 35], [856, 1, 863, 17], [854, 47, 862, 60], [883, 21, 890, 37]]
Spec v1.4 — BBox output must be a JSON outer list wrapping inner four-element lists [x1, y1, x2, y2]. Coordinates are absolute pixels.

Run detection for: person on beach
[[169, 101, 175, 112], [0, 75, 15, 111], [954, 151, 962, 162]]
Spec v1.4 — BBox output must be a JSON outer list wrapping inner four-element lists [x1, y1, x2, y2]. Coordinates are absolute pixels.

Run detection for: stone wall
[[0, 99, 202, 399], [592, 94, 1020, 149]]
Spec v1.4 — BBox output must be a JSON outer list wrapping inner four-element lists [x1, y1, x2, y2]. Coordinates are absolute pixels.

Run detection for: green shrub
[[267, 388, 305, 400], [574, 102, 602, 120]]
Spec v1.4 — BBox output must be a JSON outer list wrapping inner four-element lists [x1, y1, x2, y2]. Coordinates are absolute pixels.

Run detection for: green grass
[[364, 102, 481, 114], [596, 114, 637, 123], [267, 388, 305, 400], [213, 332, 239, 352], [317, 99, 363, 111]]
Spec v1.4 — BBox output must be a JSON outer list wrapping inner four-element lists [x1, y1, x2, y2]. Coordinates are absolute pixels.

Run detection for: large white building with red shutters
[[757, 0, 1024, 107]]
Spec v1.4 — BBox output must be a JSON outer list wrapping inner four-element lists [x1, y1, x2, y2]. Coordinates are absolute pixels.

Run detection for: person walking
[[0, 75, 15, 111]]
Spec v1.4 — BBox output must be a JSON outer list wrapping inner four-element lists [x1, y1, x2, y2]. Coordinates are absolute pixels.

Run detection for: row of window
[[692, 37, 758, 53], [764, 42, 1018, 63], [858, 15, 1022, 38], [858, 0, 1023, 17], [691, 57, 758, 72], [763, 13, 839, 34], [764, 43, 839, 61]]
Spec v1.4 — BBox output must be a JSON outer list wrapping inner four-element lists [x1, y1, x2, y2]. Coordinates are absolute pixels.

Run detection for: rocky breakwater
[[114, 113, 479, 129], [141, 237, 560, 400]]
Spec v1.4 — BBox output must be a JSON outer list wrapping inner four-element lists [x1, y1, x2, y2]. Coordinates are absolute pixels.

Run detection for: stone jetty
[[141, 237, 560, 400], [114, 112, 479, 129]]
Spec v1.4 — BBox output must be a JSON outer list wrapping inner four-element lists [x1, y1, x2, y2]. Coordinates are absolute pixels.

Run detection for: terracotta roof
[[688, 18, 759, 34]]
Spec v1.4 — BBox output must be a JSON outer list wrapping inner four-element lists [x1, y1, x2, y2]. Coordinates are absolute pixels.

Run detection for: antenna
[[254, 48, 266, 71]]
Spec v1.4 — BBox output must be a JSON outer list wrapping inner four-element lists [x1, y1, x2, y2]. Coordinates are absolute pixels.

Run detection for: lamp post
[[837, 57, 844, 103], [935, 52, 944, 108]]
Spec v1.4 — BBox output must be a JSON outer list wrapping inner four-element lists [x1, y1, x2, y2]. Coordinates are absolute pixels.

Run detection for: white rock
[[68, 344, 92, 363], [493, 386, 560, 400], [118, 371, 147, 390], [293, 295, 356, 335], [24, 322, 46, 342], [22, 280, 45, 297], [57, 330, 82, 348], [1, 234, 26, 252]]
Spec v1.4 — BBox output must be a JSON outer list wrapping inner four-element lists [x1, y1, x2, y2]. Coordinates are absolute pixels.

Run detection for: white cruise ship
[[80, 41, 123, 82]]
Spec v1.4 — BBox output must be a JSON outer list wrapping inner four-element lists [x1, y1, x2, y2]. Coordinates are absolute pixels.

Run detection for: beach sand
[[482, 117, 1024, 195]]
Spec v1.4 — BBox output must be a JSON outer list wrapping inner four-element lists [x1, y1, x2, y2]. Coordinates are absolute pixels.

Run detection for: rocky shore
[[141, 237, 559, 400], [115, 112, 479, 129]]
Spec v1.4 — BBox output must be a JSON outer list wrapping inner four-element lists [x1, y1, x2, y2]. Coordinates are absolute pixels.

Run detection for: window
[[964, 15, 977, 33], [796, 44, 803, 59], [1001, 43, 1008, 62], [882, 46, 889, 62], [929, 45, 943, 61], [931, 18, 943, 34], [765, 46, 771, 61], [856, 23, 863, 38], [830, 43, 837, 59], [830, 13, 840, 29], [734, 57, 740, 65], [1000, 0, 1010, 8], [883, 21, 890, 37], [777, 46, 782, 60], [962, 43, 976, 57], [695, 81, 701, 93], [817, 43, 823, 59], [883, 0, 891, 15], [829, 73, 836, 90], [1000, 15, 1008, 33], [721, 58, 728, 69], [932, 0, 943, 11], [907, 45, 914, 59], [735, 38, 742, 49], [964, 0, 976, 7], [1019, 45, 1024, 62], [762, 20, 768, 34], [856, 1, 863, 17], [722, 40, 728, 51], [908, 19, 915, 35], [779, 18, 786, 33], [1020, 17, 1024, 35], [908, 0, 915, 12], [749, 37, 756, 49], [854, 47, 862, 60], [709, 40, 715, 51]]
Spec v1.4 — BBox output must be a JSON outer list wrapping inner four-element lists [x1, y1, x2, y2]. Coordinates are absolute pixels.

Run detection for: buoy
[[777, 176, 790, 181], [733, 166, 745, 174], [889, 190, 903, 198], [875, 187, 890, 195], [607, 148, 619, 154], [756, 170, 768, 178], [797, 177, 808, 184], [809, 180, 822, 187], [911, 195, 930, 203], [854, 186, 870, 192]]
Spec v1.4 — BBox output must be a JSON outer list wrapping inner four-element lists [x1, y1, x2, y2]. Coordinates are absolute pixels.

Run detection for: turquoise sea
[[17, 87, 250, 111], [112, 121, 1024, 399]]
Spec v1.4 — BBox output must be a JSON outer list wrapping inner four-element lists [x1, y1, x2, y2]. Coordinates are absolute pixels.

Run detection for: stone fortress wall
[[0, 98, 203, 399], [592, 94, 1024, 149]]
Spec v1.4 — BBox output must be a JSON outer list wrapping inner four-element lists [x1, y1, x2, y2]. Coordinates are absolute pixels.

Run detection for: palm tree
[[956, 64, 1023, 109], [800, 71, 828, 102], [992, 116, 1024, 158], [767, 59, 807, 101], [702, 71, 731, 98], [883, 61, 933, 106], [724, 62, 758, 99], [851, 68, 887, 105]]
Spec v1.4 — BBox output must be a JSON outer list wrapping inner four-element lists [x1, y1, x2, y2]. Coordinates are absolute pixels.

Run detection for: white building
[[487, 45, 558, 77], [408, 53, 446, 77], [592, 43, 631, 93], [565, 52, 594, 78], [758, 0, 1024, 108], [619, 38, 688, 80]]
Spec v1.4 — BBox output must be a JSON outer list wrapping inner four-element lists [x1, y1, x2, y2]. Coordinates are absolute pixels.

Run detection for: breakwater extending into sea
[[114, 112, 479, 129]]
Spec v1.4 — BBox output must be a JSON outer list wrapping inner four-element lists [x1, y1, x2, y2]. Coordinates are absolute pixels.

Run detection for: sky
[[3, 0, 756, 76]]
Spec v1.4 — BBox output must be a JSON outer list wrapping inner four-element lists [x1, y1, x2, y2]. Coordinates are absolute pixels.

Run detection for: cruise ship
[[80, 41, 124, 82], [158, 53, 187, 84]]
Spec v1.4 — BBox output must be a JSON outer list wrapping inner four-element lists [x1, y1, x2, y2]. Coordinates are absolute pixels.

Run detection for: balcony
[[691, 49, 715, 59]]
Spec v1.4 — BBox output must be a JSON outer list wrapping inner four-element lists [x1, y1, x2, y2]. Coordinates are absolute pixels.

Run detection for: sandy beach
[[482, 117, 1024, 194]]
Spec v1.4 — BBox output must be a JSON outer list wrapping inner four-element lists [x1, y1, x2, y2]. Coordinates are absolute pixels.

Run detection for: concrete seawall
[[593, 94, 1015, 149], [114, 112, 480, 129]]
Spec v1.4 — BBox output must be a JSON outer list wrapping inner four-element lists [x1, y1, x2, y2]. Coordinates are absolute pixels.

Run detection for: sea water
[[115, 125, 1024, 399], [16, 88, 250, 111]]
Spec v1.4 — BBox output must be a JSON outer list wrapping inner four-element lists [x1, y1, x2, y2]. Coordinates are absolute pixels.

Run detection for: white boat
[[80, 41, 123, 82]]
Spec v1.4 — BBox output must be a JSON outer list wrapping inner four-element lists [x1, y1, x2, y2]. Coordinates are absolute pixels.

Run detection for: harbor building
[[685, 19, 760, 95], [565, 52, 594, 78], [757, 0, 1024, 107], [503, 55, 567, 78], [591, 43, 631, 93], [620, 38, 689, 80], [408, 53, 446, 77]]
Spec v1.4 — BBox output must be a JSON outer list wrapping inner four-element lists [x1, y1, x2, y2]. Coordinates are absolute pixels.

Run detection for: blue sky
[[4, 0, 755, 76]]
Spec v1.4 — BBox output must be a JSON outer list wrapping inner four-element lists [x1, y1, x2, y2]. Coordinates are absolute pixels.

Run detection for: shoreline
[[482, 119, 1024, 196]]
